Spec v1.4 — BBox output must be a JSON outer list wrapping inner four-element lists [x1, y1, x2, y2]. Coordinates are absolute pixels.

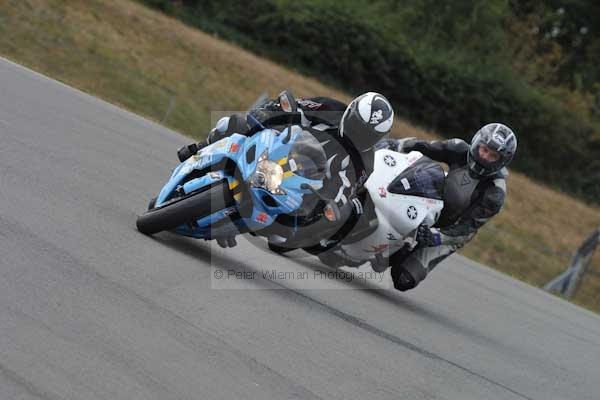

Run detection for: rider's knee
[[390, 257, 428, 292]]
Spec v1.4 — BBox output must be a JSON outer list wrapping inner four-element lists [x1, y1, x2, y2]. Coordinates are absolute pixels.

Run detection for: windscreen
[[288, 129, 327, 180], [387, 157, 445, 200]]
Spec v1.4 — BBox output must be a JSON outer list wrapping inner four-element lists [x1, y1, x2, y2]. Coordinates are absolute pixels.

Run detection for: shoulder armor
[[492, 167, 509, 179], [492, 177, 507, 194]]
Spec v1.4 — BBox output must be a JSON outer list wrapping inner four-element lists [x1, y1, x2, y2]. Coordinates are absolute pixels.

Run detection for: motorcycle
[[137, 89, 447, 275], [136, 91, 340, 246], [312, 147, 447, 272]]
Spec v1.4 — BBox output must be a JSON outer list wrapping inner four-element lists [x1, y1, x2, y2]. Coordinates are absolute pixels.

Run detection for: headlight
[[250, 152, 285, 194]]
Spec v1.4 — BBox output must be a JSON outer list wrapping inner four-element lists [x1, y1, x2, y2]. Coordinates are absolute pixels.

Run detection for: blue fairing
[[152, 126, 324, 239]]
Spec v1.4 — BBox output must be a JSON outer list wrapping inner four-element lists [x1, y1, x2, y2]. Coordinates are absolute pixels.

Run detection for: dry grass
[[1, 0, 599, 311]]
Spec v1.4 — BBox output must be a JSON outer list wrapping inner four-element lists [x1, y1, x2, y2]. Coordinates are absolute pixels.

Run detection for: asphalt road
[[1, 56, 600, 400]]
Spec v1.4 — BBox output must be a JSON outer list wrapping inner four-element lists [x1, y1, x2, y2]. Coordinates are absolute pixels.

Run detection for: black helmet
[[467, 123, 517, 177], [340, 92, 394, 152]]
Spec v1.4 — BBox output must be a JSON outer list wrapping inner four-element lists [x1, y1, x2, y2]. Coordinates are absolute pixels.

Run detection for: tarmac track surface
[[1, 57, 600, 400]]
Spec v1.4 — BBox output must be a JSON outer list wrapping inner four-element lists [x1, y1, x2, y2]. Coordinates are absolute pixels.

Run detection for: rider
[[178, 92, 395, 248], [379, 123, 517, 291]]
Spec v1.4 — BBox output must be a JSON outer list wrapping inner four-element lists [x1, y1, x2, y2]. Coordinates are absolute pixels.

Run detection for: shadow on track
[[148, 232, 509, 354], [143, 231, 533, 399]]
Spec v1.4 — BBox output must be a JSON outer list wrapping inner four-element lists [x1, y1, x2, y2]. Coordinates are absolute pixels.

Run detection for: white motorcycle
[[312, 148, 446, 272]]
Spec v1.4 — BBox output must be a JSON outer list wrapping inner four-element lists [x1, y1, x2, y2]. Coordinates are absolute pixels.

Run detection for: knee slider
[[390, 260, 427, 292]]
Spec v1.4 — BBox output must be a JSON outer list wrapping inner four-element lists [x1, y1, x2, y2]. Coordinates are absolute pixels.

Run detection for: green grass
[[1, 0, 599, 312]]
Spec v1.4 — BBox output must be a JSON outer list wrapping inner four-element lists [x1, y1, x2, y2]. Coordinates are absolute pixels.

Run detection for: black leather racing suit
[[380, 138, 508, 291], [207, 97, 374, 247]]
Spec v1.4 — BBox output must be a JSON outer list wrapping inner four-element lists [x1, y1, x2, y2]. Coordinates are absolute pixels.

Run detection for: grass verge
[[1, 0, 599, 312]]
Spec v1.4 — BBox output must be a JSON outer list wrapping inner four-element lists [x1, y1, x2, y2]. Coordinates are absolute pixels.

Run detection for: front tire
[[136, 180, 233, 235]]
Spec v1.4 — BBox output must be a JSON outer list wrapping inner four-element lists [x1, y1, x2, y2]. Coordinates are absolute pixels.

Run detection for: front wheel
[[136, 180, 234, 235], [147, 197, 157, 210]]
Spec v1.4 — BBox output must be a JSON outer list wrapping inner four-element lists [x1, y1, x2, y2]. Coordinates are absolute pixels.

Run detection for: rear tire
[[136, 180, 233, 235]]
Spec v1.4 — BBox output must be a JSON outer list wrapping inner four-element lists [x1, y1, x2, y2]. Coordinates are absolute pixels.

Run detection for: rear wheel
[[136, 180, 234, 235]]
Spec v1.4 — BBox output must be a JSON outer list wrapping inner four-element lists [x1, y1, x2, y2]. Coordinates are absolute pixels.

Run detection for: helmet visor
[[471, 142, 503, 173], [478, 144, 501, 164]]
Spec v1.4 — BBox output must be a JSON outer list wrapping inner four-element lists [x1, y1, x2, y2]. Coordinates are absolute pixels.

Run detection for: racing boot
[[216, 236, 237, 248]]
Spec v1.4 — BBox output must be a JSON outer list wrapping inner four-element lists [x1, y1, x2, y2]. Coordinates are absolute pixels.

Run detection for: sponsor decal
[[407, 206, 418, 220], [383, 155, 396, 167], [401, 178, 411, 190], [370, 109, 383, 124], [297, 99, 323, 109], [255, 212, 268, 224], [387, 233, 398, 241], [378, 186, 387, 198], [229, 143, 240, 153], [208, 171, 222, 180], [407, 154, 419, 164]]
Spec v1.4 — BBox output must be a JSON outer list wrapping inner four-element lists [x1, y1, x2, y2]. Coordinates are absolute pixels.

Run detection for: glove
[[248, 99, 282, 123], [416, 225, 442, 247], [177, 143, 199, 162], [374, 138, 398, 151], [396, 137, 417, 153], [250, 99, 304, 128]]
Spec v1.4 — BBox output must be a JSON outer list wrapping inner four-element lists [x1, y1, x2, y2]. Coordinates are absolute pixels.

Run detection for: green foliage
[[141, 0, 600, 203], [511, 0, 600, 91]]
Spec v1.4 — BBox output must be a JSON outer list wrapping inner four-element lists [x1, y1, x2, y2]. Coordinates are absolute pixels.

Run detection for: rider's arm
[[297, 97, 347, 127], [250, 98, 302, 127], [251, 96, 347, 129], [437, 178, 506, 246], [402, 138, 469, 165]]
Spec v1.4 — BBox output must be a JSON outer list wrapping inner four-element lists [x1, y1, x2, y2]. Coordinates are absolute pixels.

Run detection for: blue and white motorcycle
[[136, 92, 335, 246]]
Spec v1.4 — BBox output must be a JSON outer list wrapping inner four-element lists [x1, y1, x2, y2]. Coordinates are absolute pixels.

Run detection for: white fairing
[[339, 149, 444, 262]]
